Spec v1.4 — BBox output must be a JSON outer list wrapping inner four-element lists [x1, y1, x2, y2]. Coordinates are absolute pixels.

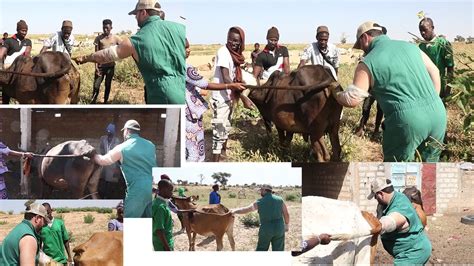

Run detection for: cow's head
[[172, 195, 197, 210], [72, 140, 97, 158]]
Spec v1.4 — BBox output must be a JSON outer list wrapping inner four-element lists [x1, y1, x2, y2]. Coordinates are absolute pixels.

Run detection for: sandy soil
[[374, 213, 474, 264]]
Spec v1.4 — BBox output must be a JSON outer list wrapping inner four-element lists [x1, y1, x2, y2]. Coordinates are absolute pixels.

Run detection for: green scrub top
[[40, 218, 69, 264], [256, 192, 285, 251], [363, 35, 446, 162], [120, 134, 157, 218], [0, 220, 40, 265], [419, 36, 454, 94], [381, 191, 432, 264], [130, 16, 186, 104], [152, 197, 174, 251]]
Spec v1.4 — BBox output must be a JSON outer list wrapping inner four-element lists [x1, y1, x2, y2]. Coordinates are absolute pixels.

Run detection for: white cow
[[294, 196, 378, 265]]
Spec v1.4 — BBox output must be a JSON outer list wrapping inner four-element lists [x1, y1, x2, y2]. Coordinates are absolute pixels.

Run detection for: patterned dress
[[185, 64, 209, 162], [0, 142, 12, 199]]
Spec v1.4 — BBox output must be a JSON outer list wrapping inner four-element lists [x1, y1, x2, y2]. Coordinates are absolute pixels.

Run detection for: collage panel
[[0, 200, 123, 266], [150, 164, 301, 252], [293, 162, 474, 265]]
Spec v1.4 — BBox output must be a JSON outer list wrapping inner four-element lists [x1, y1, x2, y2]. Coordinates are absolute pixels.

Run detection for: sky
[[0, 200, 122, 214], [152, 163, 301, 186], [1, 0, 471, 44]]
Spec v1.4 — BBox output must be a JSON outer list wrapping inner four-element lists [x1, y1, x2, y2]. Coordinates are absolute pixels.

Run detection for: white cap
[[121, 120, 140, 131]]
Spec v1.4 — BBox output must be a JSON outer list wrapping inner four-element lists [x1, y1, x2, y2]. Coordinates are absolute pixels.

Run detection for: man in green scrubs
[[0, 203, 50, 265], [152, 179, 174, 251], [331, 21, 446, 162], [232, 184, 290, 251], [40, 202, 73, 265], [418, 17, 455, 101], [368, 177, 431, 264], [74, 0, 186, 104], [94, 119, 157, 218]]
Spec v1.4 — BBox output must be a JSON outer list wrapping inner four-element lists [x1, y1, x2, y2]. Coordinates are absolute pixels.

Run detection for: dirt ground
[[0, 211, 113, 251], [374, 213, 474, 264]]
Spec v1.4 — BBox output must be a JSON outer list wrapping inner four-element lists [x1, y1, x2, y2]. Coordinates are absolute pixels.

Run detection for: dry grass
[[170, 185, 301, 251]]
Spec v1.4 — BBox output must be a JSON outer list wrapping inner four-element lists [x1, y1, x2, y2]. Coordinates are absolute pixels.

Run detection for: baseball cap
[[316, 25, 329, 35], [353, 21, 383, 49], [121, 120, 140, 131], [128, 0, 161, 15], [26, 203, 51, 223], [367, 177, 392, 200], [62, 20, 73, 28]]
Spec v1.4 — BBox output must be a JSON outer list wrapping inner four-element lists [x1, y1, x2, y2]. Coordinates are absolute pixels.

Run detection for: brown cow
[[73, 231, 123, 266], [402, 186, 427, 228], [172, 196, 236, 251], [246, 65, 342, 162], [0, 51, 80, 104]]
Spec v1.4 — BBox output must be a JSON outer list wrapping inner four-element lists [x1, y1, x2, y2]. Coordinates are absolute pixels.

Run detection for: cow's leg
[[329, 121, 342, 162], [373, 103, 383, 134], [310, 134, 326, 162], [319, 138, 330, 162], [226, 221, 236, 251], [215, 233, 224, 251], [355, 96, 375, 137], [40, 177, 53, 199], [86, 166, 102, 199], [277, 129, 286, 145], [191, 232, 197, 251]]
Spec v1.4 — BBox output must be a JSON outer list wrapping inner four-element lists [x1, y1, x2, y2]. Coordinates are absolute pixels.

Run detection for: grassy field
[[0, 209, 116, 252], [189, 42, 473, 162], [170, 185, 301, 251]]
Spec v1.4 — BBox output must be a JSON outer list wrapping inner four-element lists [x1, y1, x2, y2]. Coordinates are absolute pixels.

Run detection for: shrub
[[83, 214, 95, 224], [228, 192, 237, 198], [285, 193, 300, 202], [0, 220, 7, 225], [8, 210, 13, 215], [240, 213, 260, 228]]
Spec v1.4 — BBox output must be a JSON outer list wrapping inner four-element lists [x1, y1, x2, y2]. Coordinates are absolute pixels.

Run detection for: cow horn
[[0, 63, 72, 78]]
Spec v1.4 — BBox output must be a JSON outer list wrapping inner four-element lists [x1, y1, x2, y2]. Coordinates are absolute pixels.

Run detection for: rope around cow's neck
[[32, 153, 90, 159]]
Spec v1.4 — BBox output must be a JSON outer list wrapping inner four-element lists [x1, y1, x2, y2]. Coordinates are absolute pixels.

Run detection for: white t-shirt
[[300, 42, 339, 80], [108, 219, 123, 231], [43, 31, 75, 55], [212, 46, 235, 102]]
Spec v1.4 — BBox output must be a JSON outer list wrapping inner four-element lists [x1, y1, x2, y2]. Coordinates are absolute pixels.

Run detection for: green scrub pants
[[256, 221, 285, 251], [382, 99, 446, 162]]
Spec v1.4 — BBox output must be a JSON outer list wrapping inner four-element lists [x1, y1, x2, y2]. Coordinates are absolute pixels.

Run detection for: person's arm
[[73, 37, 137, 65], [297, 59, 306, 69], [380, 212, 409, 234], [301, 233, 331, 254], [0, 46, 7, 68], [331, 62, 370, 108], [334, 45, 340, 76], [94, 36, 101, 76], [206, 82, 245, 91], [64, 240, 73, 263], [93, 144, 122, 166], [283, 56, 290, 74], [253, 53, 264, 78], [220, 67, 233, 84], [19, 235, 37, 266], [24, 40, 32, 57], [8, 150, 33, 159], [40, 34, 54, 54], [155, 229, 171, 251], [282, 202, 290, 231], [232, 202, 258, 214], [420, 50, 441, 94], [298, 45, 312, 69]]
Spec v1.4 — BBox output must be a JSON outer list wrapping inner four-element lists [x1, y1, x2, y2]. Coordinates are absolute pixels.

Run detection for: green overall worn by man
[[74, 0, 186, 104], [93, 119, 157, 218], [368, 177, 432, 265], [0, 203, 50, 265], [152, 179, 174, 251], [40, 202, 73, 265], [232, 184, 290, 251], [330, 21, 446, 162], [418, 17, 454, 101]]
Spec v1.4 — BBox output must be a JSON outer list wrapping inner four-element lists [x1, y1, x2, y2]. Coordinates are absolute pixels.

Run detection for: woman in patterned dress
[[185, 39, 245, 162], [0, 141, 33, 199]]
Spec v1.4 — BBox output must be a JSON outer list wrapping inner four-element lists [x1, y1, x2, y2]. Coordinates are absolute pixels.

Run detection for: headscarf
[[225, 26, 245, 83], [266, 27, 279, 40]]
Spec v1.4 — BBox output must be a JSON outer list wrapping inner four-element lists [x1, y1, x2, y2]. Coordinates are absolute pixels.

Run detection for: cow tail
[[23, 157, 32, 177]]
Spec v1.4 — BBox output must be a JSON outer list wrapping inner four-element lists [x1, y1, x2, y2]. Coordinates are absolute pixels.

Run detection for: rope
[[79, 192, 99, 200], [32, 153, 87, 158]]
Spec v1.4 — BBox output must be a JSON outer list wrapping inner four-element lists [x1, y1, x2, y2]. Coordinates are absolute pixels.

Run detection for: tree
[[454, 35, 465, 42], [211, 172, 231, 190], [340, 33, 347, 44], [177, 179, 182, 185]]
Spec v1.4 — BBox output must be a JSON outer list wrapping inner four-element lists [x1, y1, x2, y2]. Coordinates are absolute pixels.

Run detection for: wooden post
[[20, 108, 32, 197], [163, 109, 180, 167]]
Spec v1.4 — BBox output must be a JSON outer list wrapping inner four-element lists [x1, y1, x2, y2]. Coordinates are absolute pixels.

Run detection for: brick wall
[[0, 108, 21, 149], [299, 162, 474, 215]]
